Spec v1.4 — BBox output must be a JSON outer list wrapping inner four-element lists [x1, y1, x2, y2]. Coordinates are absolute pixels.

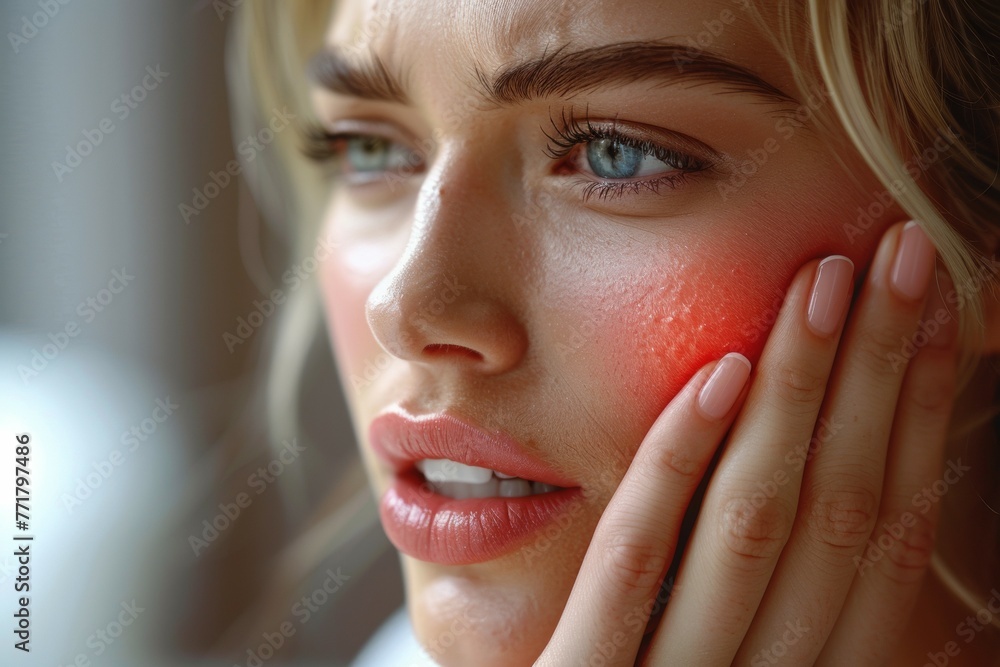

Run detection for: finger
[[645, 253, 854, 665], [816, 263, 959, 665], [734, 220, 939, 664], [534, 353, 752, 667]]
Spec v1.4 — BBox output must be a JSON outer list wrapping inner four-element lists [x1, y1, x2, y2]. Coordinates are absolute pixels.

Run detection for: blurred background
[[0, 1, 401, 664]]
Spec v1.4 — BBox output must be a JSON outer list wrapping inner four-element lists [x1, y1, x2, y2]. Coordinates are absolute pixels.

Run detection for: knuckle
[[600, 531, 670, 596], [905, 352, 958, 415], [718, 496, 793, 572], [766, 363, 827, 412], [803, 483, 879, 551], [877, 509, 938, 586], [855, 322, 908, 376], [648, 445, 703, 482], [909, 378, 955, 414]]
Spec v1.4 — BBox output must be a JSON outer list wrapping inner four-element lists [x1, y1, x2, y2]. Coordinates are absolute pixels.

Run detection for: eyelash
[[542, 107, 709, 202], [299, 113, 710, 202], [300, 124, 366, 163]]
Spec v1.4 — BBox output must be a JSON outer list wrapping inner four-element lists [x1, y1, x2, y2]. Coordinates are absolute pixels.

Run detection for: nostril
[[423, 343, 484, 361]]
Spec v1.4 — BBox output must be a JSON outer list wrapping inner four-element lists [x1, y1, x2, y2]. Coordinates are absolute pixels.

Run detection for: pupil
[[587, 138, 643, 179], [348, 136, 389, 172]]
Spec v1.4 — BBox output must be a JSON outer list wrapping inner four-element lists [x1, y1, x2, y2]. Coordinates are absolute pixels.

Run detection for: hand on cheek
[[534, 220, 957, 667]]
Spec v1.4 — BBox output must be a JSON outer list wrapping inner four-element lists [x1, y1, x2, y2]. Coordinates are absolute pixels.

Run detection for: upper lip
[[368, 405, 578, 487]]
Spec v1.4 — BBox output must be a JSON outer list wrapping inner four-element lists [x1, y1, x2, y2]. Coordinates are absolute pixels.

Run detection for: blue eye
[[302, 126, 423, 180], [345, 135, 390, 172], [585, 137, 677, 180], [543, 109, 712, 202], [344, 135, 415, 174]]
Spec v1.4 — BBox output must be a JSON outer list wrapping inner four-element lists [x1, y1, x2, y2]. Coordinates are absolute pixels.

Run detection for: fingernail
[[806, 255, 855, 337], [697, 353, 752, 421], [891, 221, 937, 302]]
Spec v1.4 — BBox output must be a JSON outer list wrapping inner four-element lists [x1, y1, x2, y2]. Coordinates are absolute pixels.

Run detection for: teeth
[[417, 458, 493, 484], [466, 478, 499, 498], [417, 458, 563, 499], [532, 482, 559, 494], [499, 479, 532, 497]]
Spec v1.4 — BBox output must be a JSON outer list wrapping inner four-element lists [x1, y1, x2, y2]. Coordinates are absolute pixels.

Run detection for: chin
[[404, 559, 566, 666]]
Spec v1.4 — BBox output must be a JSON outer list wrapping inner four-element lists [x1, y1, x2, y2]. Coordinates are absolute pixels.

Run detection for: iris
[[586, 137, 649, 179]]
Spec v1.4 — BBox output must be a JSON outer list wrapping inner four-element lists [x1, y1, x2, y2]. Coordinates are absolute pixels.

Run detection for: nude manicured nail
[[891, 221, 937, 302], [697, 353, 752, 420], [806, 255, 854, 337]]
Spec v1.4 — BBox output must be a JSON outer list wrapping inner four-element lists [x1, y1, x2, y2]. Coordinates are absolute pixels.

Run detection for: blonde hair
[[756, 0, 1000, 386], [224, 0, 1000, 644], [753, 0, 1000, 625]]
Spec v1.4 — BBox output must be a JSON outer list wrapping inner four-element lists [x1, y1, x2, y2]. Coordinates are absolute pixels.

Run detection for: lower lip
[[380, 469, 583, 565]]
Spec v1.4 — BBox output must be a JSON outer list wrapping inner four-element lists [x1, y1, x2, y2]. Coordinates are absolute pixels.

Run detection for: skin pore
[[304, 0, 993, 664]]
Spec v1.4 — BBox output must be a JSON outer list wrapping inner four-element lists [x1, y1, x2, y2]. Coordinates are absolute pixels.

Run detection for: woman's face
[[311, 0, 899, 663]]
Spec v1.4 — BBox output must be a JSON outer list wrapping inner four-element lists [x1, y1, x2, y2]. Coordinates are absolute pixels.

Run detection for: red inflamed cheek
[[601, 236, 856, 411], [615, 280, 780, 407]]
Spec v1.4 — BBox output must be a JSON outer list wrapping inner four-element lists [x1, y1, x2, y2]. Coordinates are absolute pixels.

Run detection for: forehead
[[325, 0, 799, 99]]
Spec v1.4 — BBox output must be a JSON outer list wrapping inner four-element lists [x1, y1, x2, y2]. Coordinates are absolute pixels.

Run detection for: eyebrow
[[308, 47, 409, 104], [308, 40, 799, 109]]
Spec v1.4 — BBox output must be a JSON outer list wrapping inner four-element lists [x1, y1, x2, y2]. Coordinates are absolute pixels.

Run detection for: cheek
[[590, 220, 872, 413], [620, 261, 781, 412], [318, 206, 409, 385], [322, 262, 371, 377]]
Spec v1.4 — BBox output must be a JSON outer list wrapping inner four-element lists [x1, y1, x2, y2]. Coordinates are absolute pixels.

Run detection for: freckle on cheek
[[621, 299, 763, 406], [611, 256, 804, 408]]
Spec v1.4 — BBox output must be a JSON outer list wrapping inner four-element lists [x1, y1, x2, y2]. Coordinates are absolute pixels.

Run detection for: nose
[[365, 154, 529, 376]]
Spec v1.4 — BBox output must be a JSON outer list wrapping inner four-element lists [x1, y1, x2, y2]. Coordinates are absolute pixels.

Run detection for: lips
[[368, 405, 583, 565]]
